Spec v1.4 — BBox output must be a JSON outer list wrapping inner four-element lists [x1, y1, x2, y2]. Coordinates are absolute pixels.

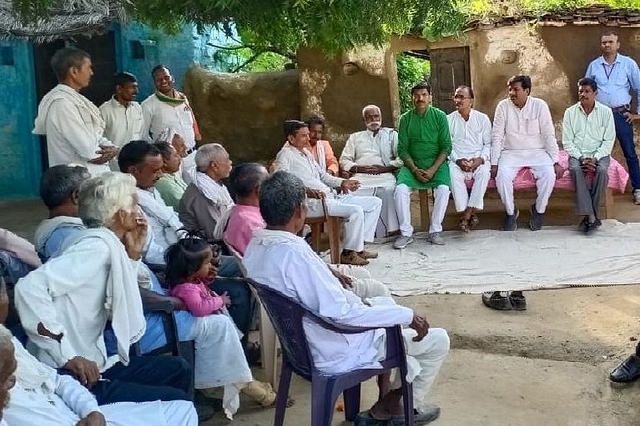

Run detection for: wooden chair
[[304, 198, 343, 264]]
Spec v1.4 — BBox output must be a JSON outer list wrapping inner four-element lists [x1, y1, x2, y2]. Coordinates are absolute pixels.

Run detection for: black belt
[[186, 147, 195, 155], [611, 105, 630, 113]]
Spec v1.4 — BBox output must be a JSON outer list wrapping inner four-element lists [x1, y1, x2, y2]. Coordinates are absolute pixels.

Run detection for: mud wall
[[184, 67, 300, 164]]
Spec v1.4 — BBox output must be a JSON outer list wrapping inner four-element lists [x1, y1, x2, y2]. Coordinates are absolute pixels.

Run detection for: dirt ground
[[3, 192, 640, 425]]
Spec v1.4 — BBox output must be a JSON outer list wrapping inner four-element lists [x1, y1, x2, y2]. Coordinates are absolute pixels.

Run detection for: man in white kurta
[[491, 75, 562, 232], [33, 48, 117, 176], [275, 121, 382, 266], [340, 105, 402, 238], [243, 170, 449, 421], [447, 86, 492, 231], [141, 66, 199, 183], [99, 72, 145, 170], [4, 335, 198, 426]]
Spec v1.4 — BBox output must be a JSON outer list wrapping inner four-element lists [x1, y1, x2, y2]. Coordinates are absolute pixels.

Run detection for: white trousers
[[376, 327, 450, 414], [394, 184, 450, 235], [449, 162, 491, 212], [307, 194, 382, 252], [350, 173, 400, 237], [496, 151, 555, 215]]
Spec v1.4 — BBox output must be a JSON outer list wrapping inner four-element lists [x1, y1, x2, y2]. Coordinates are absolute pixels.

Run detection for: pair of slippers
[[459, 214, 480, 233], [482, 291, 527, 311]]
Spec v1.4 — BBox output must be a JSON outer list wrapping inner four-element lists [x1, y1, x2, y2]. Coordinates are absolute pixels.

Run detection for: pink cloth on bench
[[472, 151, 629, 193]]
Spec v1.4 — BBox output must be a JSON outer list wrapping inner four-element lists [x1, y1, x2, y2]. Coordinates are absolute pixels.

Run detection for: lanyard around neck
[[602, 62, 616, 80]]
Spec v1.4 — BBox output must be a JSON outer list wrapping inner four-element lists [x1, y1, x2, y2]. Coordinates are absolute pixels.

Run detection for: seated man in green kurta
[[393, 82, 452, 249]]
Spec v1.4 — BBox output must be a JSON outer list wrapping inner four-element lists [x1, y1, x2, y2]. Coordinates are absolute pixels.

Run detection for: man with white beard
[[339, 105, 402, 238]]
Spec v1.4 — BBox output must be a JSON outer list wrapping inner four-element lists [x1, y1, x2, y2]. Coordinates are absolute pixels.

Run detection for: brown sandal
[[459, 218, 470, 233], [470, 214, 480, 228]]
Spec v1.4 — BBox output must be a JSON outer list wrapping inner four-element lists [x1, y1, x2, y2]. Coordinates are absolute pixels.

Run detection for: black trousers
[[89, 355, 192, 405]]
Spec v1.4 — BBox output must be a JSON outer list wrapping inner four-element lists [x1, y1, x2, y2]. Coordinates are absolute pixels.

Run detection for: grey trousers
[[569, 156, 610, 217]]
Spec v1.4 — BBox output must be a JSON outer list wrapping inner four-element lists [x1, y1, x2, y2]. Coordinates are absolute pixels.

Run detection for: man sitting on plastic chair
[[244, 171, 450, 425]]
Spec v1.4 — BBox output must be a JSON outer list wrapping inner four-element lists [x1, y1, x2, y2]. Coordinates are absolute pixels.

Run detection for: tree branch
[[231, 52, 263, 72]]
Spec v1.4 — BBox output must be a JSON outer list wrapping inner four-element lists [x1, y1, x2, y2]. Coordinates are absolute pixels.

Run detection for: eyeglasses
[[452, 95, 472, 100]]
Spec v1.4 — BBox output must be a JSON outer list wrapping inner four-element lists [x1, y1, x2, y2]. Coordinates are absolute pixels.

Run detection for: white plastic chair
[[226, 240, 280, 387]]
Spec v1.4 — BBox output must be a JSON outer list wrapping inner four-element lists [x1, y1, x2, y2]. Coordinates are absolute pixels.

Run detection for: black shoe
[[195, 402, 216, 423], [610, 355, 640, 383], [529, 204, 544, 231], [482, 292, 512, 310], [585, 221, 599, 235], [578, 217, 589, 233], [503, 209, 519, 231], [508, 291, 527, 311]]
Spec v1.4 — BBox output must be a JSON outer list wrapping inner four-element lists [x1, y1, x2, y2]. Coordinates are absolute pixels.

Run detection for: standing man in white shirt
[[585, 31, 640, 204], [274, 120, 382, 266], [563, 77, 615, 234], [141, 65, 201, 183], [99, 72, 145, 170], [340, 105, 402, 238], [486, 75, 563, 312], [33, 48, 117, 176], [447, 86, 492, 232]]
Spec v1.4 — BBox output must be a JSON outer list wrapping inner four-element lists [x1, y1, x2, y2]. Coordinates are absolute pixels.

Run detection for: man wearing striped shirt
[[585, 30, 640, 204]]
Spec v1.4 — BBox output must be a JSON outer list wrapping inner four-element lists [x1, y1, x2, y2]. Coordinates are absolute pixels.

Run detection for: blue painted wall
[[117, 22, 198, 99], [0, 41, 41, 200]]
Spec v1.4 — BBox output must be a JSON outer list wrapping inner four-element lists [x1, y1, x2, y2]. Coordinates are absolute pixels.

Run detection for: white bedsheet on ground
[[363, 220, 640, 295]]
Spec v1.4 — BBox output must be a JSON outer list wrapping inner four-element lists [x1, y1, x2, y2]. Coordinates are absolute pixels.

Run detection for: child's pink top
[[169, 279, 225, 317]]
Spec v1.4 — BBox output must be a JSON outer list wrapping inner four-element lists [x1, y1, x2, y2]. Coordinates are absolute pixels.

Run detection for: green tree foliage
[[396, 53, 431, 113], [11, 0, 466, 54]]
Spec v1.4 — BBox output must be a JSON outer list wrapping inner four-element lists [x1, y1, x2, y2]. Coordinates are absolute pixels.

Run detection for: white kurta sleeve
[[480, 114, 492, 162], [141, 100, 154, 141], [388, 130, 403, 168], [14, 242, 110, 367], [539, 102, 559, 163], [55, 374, 101, 418], [490, 102, 506, 165], [339, 134, 358, 171], [285, 249, 414, 328]]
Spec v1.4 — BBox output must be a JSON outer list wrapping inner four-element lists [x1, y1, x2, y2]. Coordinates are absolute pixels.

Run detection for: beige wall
[[184, 67, 300, 164], [297, 47, 398, 155]]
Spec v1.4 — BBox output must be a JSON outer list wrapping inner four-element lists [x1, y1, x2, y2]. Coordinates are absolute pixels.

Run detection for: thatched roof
[[0, 0, 127, 43], [466, 3, 640, 31]]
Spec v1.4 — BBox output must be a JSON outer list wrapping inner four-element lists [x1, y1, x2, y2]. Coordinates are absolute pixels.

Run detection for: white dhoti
[[368, 300, 450, 413], [332, 264, 391, 299], [448, 162, 491, 212], [496, 150, 555, 215], [395, 184, 450, 235], [350, 172, 399, 237], [188, 314, 253, 418], [307, 194, 382, 252], [101, 400, 198, 426]]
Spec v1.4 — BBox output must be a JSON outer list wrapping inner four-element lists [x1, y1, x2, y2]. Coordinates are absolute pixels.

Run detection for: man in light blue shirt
[[562, 78, 615, 234], [585, 30, 640, 204]]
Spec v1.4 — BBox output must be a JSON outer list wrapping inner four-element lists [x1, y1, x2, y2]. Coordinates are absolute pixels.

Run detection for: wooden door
[[430, 47, 470, 114]]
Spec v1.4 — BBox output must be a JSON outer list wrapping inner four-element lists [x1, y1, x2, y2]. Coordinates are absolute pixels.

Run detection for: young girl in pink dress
[[165, 237, 230, 317]]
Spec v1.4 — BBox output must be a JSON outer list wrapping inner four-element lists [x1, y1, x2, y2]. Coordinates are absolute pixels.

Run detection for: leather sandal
[[508, 291, 527, 311], [481, 291, 512, 310], [469, 214, 480, 228]]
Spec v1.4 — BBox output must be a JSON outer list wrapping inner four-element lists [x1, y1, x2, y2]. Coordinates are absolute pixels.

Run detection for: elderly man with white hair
[[14, 172, 193, 405], [0, 324, 198, 426], [179, 143, 235, 243], [340, 105, 402, 238]]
